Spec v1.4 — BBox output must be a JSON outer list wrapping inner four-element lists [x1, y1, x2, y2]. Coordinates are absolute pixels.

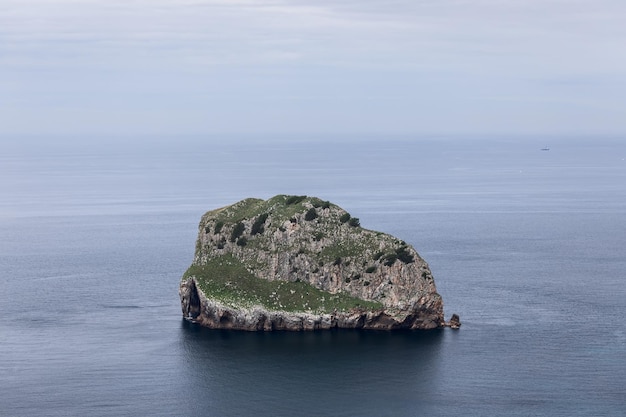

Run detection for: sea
[[1, 135, 625, 416]]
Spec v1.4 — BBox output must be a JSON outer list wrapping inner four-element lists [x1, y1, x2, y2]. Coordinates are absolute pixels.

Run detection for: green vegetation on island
[[184, 194, 432, 318]]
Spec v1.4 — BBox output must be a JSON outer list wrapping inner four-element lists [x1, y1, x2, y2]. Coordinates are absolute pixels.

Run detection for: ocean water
[[1, 135, 625, 416]]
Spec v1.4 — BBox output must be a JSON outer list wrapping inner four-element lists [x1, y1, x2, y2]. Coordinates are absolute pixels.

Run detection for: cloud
[[1, 0, 626, 134], [3, 0, 625, 73]]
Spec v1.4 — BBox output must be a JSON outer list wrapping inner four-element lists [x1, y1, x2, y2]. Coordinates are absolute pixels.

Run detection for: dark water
[[1, 136, 625, 416]]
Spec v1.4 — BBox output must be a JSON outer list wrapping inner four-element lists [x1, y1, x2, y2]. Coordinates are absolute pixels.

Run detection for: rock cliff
[[179, 195, 447, 331]]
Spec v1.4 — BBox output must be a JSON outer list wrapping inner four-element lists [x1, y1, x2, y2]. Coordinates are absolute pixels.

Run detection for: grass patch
[[319, 241, 365, 263], [184, 255, 382, 313]]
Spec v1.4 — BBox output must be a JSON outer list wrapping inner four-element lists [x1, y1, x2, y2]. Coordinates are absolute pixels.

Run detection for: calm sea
[[1, 135, 625, 416]]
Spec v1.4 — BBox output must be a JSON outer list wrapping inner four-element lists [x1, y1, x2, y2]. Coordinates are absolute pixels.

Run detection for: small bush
[[383, 253, 397, 266], [217, 242, 225, 249], [214, 221, 224, 234], [313, 232, 324, 241], [363, 281, 370, 286], [333, 257, 342, 266], [339, 213, 351, 223], [344, 277, 351, 283], [365, 266, 376, 274], [353, 273, 361, 280], [251, 213, 269, 235], [304, 208, 318, 221], [236, 237, 247, 246], [348, 217, 360, 227], [230, 222, 245, 242], [395, 246, 414, 263], [373, 251, 384, 261], [286, 195, 307, 205]]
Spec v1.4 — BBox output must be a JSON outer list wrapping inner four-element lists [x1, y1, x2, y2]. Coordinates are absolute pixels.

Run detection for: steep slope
[[179, 195, 445, 330]]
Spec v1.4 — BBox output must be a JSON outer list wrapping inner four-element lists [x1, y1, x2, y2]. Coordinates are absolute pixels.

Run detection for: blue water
[[1, 136, 625, 416]]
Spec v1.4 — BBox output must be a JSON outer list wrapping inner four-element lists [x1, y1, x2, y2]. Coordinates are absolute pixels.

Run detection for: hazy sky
[[1, 0, 625, 136]]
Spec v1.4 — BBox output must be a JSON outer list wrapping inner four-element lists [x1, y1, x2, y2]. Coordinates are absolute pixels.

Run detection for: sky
[[1, 0, 625, 137]]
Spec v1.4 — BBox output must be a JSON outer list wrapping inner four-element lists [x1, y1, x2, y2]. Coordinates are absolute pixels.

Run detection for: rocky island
[[180, 195, 458, 331]]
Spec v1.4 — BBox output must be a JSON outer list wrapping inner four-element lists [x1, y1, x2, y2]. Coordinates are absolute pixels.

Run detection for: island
[[179, 195, 459, 331]]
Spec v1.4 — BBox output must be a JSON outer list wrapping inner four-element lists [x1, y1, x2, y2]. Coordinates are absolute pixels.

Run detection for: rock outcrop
[[179, 195, 447, 331], [444, 313, 462, 329]]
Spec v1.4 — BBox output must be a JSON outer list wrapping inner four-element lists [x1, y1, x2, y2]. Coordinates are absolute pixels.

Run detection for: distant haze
[[1, 0, 625, 136]]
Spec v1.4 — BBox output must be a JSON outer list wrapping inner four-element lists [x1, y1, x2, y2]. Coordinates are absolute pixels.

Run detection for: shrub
[[348, 217, 360, 227], [214, 221, 224, 234], [344, 277, 351, 283], [353, 273, 361, 280], [313, 232, 324, 241], [365, 266, 376, 274], [373, 251, 384, 261], [230, 222, 245, 242], [395, 246, 414, 263], [304, 208, 318, 221], [339, 213, 351, 223], [236, 237, 247, 246], [363, 281, 370, 286], [251, 213, 269, 235], [383, 253, 397, 266], [286, 195, 307, 205], [333, 257, 342, 266]]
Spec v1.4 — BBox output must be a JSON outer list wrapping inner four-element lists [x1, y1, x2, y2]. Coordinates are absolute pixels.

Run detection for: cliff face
[[179, 195, 445, 330]]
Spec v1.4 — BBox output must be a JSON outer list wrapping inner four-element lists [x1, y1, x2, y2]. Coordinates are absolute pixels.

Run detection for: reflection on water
[[178, 321, 446, 417]]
